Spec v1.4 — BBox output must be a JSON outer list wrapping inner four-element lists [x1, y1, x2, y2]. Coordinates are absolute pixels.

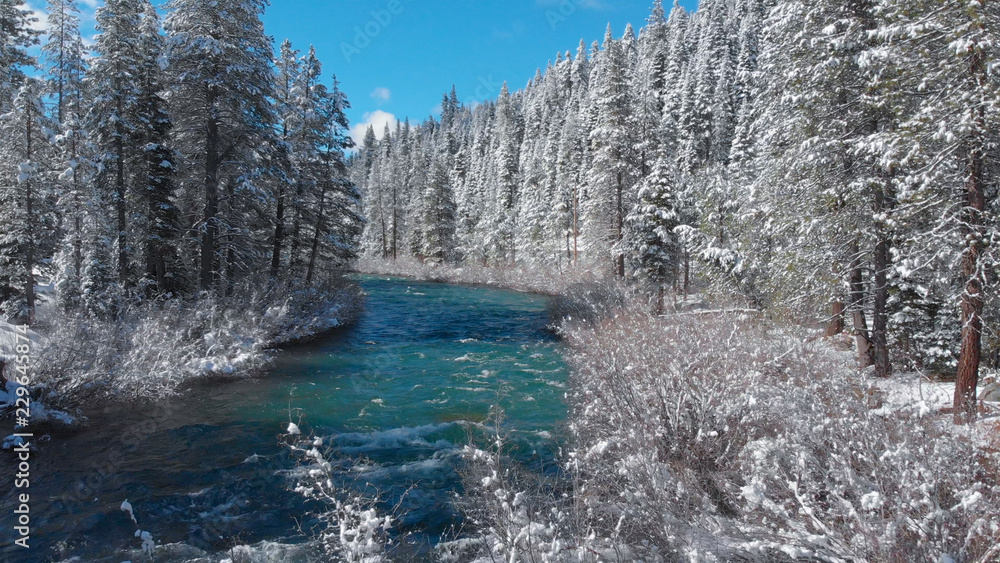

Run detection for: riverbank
[[456, 304, 1000, 562], [0, 276, 364, 439], [354, 257, 602, 296], [0, 275, 567, 562]]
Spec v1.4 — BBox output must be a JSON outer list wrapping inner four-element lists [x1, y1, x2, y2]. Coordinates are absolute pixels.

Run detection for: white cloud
[[350, 110, 398, 148], [370, 87, 391, 103], [25, 2, 49, 32]]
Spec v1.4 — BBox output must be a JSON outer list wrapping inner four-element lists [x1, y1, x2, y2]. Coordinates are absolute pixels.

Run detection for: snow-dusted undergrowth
[[18, 277, 362, 413], [457, 310, 1000, 562], [283, 426, 395, 563]]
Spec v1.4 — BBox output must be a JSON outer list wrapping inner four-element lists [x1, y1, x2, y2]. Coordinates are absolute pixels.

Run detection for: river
[[1, 276, 569, 562]]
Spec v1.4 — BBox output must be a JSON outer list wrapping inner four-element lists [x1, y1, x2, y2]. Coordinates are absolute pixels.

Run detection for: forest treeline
[[0, 0, 364, 402], [0, 0, 362, 322], [354, 0, 1000, 422]]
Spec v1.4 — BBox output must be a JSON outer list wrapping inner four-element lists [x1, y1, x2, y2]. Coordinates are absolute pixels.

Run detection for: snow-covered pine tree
[[626, 148, 681, 313], [361, 133, 391, 259], [0, 0, 39, 112], [676, 0, 731, 172], [164, 0, 277, 291], [489, 82, 522, 265], [87, 0, 144, 289], [658, 0, 690, 161], [586, 26, 637, 277], [305, 74, 362, 280], [43, 0, 91, 310], [420, 150, 458, 263], [42, 0, 86, 125], [287, 45, 325, 279], [878, 0, 1000, 422], [270, 38, 300, 278], [0, 79, 54, 323], [135, 2, 180, 295], [754, 0, 894, 372], [632, 0, 669, 179], [516, 68, 550, 262]]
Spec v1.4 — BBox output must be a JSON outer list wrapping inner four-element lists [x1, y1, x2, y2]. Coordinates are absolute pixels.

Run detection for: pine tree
[[633, 0, 668, 172], [136, 2, 179, 295], [0, 0, 39, 112], [42, 0, 86, 124], [586, 26, 637, 277], [421, 154, 458, 263], [43, 0, 91, 310], [87, 0, 144, 289], [305, 74, 362, 280], [490, 82, 522, 265], [755, 0, 895, 372], [627, 149, 681, 313], [270, 38, 300, 278], [0, 80, 54, 323], [165, 0, 277, 291], [878, 0, 1000, 422]]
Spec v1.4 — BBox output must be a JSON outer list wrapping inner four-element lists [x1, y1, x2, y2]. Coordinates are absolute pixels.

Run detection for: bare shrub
[[458, 309, 1000, 562], [561, 312, 1000, 561], [283, 422, 397, 563]]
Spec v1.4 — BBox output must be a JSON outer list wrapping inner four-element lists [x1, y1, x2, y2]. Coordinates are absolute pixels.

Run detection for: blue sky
[[261, 0, 699, 144], [28, 0, 698, 144]]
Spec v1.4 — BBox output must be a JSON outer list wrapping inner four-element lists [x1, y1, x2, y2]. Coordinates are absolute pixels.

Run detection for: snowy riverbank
[[354, 257, 603, 296], [0, 278, 364, 440], [453, 308, 1000, 562]]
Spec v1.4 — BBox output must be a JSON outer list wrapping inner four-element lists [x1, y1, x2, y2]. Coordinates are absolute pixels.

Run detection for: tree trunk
[[224, 177, 236, 296], [826, 302, 846, 337], [615, 171, 625, 278], [954, 46, 988, 425], [271, 182, 286, 279], [72, 133, 83, 281], [288, 179, 304, 279], [391, 185, 398, 260], [200, 89, 220, 292], [849, 245, 874, 368], [872, 179, 895, 378], [24, 104, 35, 324], [683, 249, 690, 302], [306, 182, 327, 284], [572, 187, 579, 267], [116, 94, 128, 287]]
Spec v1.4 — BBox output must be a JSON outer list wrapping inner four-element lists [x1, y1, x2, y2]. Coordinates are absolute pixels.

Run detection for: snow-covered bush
[[283, 424, 394, 563], [457, 310, 999, 562], [30, 276, 362, 408], [458, 407, 594, 563], [546, 281, 628, 327], [560, 312, 1000, 561]]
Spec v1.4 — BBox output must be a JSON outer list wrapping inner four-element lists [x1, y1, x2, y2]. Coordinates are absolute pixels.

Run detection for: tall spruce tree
[[165, 0, 277, 291]]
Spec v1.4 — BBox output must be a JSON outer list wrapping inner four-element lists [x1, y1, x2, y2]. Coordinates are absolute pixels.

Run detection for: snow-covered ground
[[876, 371, 998, 414], [0, 320, 77, 449]]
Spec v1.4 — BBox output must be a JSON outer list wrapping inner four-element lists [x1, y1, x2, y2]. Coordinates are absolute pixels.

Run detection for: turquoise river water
[[1, 276, 569, 562]]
